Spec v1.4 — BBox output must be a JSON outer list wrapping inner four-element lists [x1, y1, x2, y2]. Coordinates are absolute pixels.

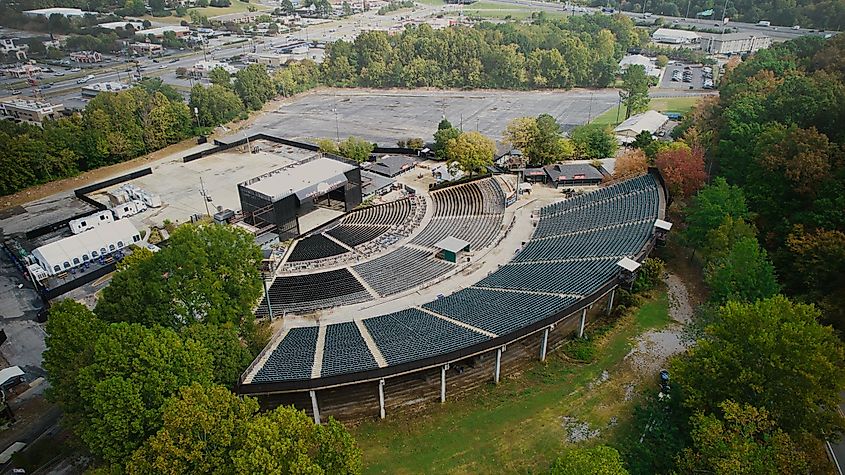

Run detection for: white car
[[159, 64, 167, 69], [54, 71, 65, 76], [70, 67, 81, 72]]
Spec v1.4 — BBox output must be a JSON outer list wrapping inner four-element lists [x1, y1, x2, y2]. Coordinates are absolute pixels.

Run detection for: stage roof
[[242, 157, 356, 202], [433, 236, 471, 253]]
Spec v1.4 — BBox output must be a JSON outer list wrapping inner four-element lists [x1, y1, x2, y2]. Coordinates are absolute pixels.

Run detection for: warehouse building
[[652, 28, 700, 45], [700, 33, 772, 54], [31, 219, 141, 276], [614, 110, 669, 143]]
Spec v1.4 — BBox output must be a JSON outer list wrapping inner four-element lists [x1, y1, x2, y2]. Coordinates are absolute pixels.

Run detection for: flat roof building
[[0, 99, 64, 124], [32, 219, 141, 276], [96, 20, 144, 30], [70, 50, 102, 63], [614, 110, 669, 143], [23, 7, 94, 17], [700, 33, 772, 54], [652, 28, 700, 44], [81, 81, 132, 97], [619, 54, 661, 78], [364, 155, 418, 177], [135, 26, 190, 38]]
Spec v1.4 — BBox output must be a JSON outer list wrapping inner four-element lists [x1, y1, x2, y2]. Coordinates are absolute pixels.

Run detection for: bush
[[632, 257, 664, 293]]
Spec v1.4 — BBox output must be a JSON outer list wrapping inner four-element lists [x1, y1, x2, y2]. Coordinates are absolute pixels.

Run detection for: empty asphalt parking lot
[[249, 88, 622, 144]]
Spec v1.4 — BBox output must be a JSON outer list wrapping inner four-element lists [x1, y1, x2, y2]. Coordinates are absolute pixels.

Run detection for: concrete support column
[[494, 347, 503, 384], [378, 379, 385, 419], [606, 288, 616, 315], [440, 364, 449, 403], [540, 327, 550, 362], [309, 390, 320, 425], [578, 308, 587, 338]]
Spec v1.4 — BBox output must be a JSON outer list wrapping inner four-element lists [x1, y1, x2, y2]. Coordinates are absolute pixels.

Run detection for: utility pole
[[200, 176, 211, 217]]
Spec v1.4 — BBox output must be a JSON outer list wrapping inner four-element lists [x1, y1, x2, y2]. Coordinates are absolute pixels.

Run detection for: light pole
[[262, 270, 275, 321]]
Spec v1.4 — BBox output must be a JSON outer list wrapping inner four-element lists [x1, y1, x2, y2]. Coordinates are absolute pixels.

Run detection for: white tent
[[32, 219, 141, 276]]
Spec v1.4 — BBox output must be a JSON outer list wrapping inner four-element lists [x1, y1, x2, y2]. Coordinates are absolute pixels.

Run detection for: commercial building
[[363, 155, 418, 177], [652, 28, 700, 45], [130, 42, 164, 55], [81, 81, 132, 97], [210, 11, 265, 23], [70, 50, 102, 63], [0, 38, 27, 61], [238, 156, 362, 240], [96, 20, 144, 30], [619, 54, 661, 78], [23, 7, 94, 17], [700, 33, 772, 54], [1, 63, 41, 78], [31, 219, 141, 276], [543, 163, 605, 186], [614, 110, 669, 143], [135, 26, 190, 39], [191, 60, 238, 77], [0, 99, 64, 124]]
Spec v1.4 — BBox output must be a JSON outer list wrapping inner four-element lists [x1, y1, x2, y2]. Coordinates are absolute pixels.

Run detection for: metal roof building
[[614, 110, 670, 142], [652, 28, 700, 44], [32, 219, 141, 276]]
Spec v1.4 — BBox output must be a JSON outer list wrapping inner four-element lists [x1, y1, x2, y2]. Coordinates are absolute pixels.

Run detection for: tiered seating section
[[245, 175, 662, 384], [287, 234, 349, 262], [255, 268, 371, 316], [353, 247, 455, 297], [326, 199, 412, 247], [411, 179, 505, 250]]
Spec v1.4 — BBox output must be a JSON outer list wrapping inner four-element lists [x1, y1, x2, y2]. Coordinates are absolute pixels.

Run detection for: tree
[[571, 124, 617, 159], [655, 54, 669, 68], [758, 125, 834, 197], [43, 301, 105, 418], [630, 130, 653, 150], [682, 177, 749, 250], [503, 116, 538, 159], [611, 149, 647, 181], [231, 407, 362, 473], [704, 236, 780, 305], [181, 324, 253, 387], [530, 114, 572, 165], [75, 323, 213, 464], [117, 246, 154, 271], [702, 216, 758, 263], [95, 224, 263, 334], [190, 84, 245, 127], [654, 145, 708, 200], [234, 65, 275, 110], [406, 137, 425, 149], [317, 138, 340, 155], [337, 136, 374, 163], [209, 67, 232, 88], [785, 226, 845, 331], [632, 257, 664, 293], [445, 131, 496, 176], [127, 383, 258, 474], [677, 401, 808, 475], [281, 0, 294, 13], [620, 64, 650, 119], [672, 295, 845, 439], [548, 446, 629, 475], [267, 22, 279, 35], [433, 119, 461, 160]]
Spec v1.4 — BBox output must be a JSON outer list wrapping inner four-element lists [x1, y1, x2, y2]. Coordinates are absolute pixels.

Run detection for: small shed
[[433, 236, 471, 263]]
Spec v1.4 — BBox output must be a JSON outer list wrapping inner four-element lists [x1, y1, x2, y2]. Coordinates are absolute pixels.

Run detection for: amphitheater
[[237, 171, 669, 423]]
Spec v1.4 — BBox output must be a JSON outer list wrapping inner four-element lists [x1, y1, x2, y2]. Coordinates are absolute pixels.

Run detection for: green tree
[[127, 383, 258, 474], [549, 446, 629, 475], [281, 0, 294, 13], [672, 295, 845, 439], [234, 65, 275, 110], [682, 177, 750, 250], [571, 124, 617, 159], [677, 401, 808, 475], [433, 118, 461, 160], [704, 236, 780, 305], [632, 257, 664, 293], [117, 246, 154, 271], [231, 407, 362, 473], [190, 84, 245, 127], [655, 54, 669, 68], [702, 216, 758, 263], [317, 138, 340, 155], [181, 323, 253, 387], [209, 66, 232, 88], [338, 136, 374, 163], [445, 131, 496, 176], [95, 224, 263, 334], [620, 64, 650, 119], [76, 323, 213, 464]]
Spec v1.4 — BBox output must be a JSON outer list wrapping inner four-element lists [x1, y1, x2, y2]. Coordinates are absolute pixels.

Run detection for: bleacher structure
[[239, 172, 668, 423]]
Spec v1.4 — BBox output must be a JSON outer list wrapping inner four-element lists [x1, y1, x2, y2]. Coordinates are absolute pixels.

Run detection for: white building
[[96, 20, 144, 30], [614, 110, 670, 143], [69, 210, 114, 234], [135, 26, 190, 39], [700, 33, 772, 54], [619, 54, 661, 78], [23, 7, 94, 17], [652, 28, 700, 45], [32, 219, 141, 276], [0, 38, 27, 61], [0, 99, 64, 124], [191, 60, 238, 77], [81, 81, 132, 97]]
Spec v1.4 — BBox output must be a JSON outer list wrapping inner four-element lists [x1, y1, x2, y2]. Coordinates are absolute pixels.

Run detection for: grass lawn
[[354, 292, 671, 474], [591, 96, 702, 127]]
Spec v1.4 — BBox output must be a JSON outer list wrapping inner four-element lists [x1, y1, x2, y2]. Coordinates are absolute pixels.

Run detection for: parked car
[[54, 71, 64, 76]]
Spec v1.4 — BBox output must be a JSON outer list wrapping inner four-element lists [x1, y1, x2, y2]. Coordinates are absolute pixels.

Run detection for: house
[[652, 28, 700, 45], [0, 99, 64, 124], [363, 155, 418, 177], [613, 110, 669, 143]]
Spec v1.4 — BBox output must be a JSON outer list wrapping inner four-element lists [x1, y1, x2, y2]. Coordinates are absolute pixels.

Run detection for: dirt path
[[625, 272, 694, 378]]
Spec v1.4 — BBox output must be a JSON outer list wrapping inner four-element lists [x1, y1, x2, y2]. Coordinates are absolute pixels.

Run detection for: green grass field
[[141, 1, 271, 23], [354, 292, 670, 474], [591, 96, 702, 127]]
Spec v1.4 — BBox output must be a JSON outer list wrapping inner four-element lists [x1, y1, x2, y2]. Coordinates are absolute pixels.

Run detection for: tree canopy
[[445, 131, 496, 175], [548, 446, 629, 475], [503, 114, 574, 165], [571, 124, 618, 159], [620, 64, 650, 119]]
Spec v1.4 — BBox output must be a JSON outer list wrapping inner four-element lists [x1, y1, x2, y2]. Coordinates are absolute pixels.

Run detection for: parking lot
[[659, 63, 715, 91]]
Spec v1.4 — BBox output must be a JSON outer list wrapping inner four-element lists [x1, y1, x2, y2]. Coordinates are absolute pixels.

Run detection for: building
[[210, 11, 265, 23], [614, 110, 669, 143], [134, 26, 190, 39], [130, 42, 164, 56], [619, 54, 661, 78], [238, 156, 362, 240], [248, 52, 291, 68], [23, 7, 94, 17], [70, 50, 102, 63], [363, 155, 418, 178], [69, 210, 114, 235], [96, 20, 144, 30], [0, 99, 64, 124], [191, 60, 238, 77], [700, 33, 772, 54], [31, 219, 142, 276], [652, 27, 700, 45], [81, 81, 132, 97], [1, 63, 41, 78], [543, 163, 605, 187], [360, 170, 394, 199], [0, 38, 27, 61]]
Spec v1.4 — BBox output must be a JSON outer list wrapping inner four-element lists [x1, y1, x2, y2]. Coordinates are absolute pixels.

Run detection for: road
[[828, 395, 845, 474]]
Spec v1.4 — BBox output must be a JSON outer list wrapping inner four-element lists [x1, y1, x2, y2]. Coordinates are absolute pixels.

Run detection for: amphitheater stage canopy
[[433, 236, 471, 263]]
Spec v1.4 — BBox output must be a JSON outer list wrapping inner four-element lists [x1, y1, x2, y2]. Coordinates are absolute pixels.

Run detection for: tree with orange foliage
[[610, 149, 648, 182], [655, 145, 708, 200], [759, 126, 834, 196]]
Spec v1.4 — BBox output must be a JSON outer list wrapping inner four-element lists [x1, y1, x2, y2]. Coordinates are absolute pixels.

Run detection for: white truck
[[76, 74, 94, 84], [757, 20, 771, 27]]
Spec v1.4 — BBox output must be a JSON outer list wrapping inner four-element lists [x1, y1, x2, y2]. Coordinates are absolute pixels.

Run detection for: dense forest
[[321, 15, 648, 89], [598, 0, 845, 30]]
